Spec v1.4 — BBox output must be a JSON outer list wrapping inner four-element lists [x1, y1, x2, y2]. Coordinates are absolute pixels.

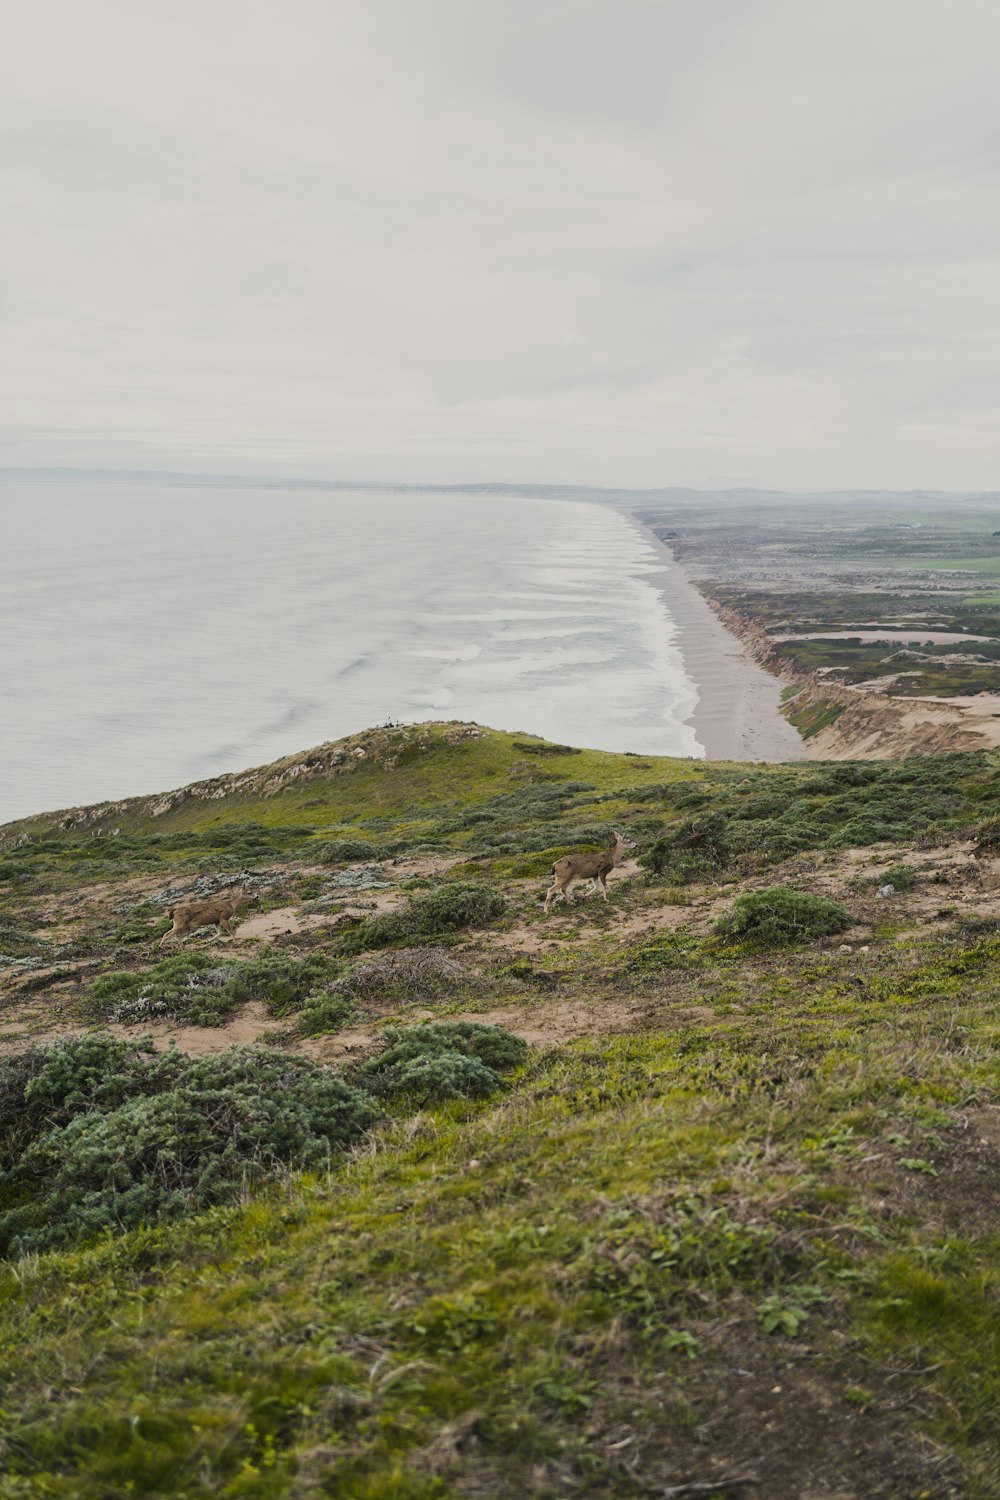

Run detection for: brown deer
[[544, 832, 634, 913], [158, 886, 246, 946]]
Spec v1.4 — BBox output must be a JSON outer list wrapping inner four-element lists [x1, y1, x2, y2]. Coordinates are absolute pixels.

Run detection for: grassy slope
[[0, 724, 704, 848], [2, 726, 1000, 1497]]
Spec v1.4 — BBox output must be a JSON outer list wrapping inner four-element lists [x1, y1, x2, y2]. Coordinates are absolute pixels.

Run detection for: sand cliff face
[[786, 681, 1000, 759], [711, 601, 1000, 760]]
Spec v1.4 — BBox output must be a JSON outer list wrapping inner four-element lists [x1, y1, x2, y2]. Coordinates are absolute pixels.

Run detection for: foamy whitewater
[[1, 483, 701, 822]]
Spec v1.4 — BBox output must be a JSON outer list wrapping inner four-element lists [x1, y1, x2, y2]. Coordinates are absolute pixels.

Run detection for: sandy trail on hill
[[0, 990, 713, 1062]]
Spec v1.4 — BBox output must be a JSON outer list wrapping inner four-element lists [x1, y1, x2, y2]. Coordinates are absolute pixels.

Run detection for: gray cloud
[[2, 0, 1000, 487]]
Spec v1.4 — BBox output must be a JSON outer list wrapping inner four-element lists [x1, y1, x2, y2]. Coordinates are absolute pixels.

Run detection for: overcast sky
[[4, 0, 1000, 489]]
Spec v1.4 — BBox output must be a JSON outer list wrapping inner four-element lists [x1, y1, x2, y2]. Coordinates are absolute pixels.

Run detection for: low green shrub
[[314, 839, 381, 864], [0, 923, 47, 960], [296, 994, 359, 1036], [88, 949, 338, 1026], [225, 951, 338, 1017], [339, 882, 505, 954], [0, 1035, 165, 1165], [0, 1039, 378, 1257], [727, 820, 814, 866], [713, 887, 850, 949], [826, 817, 912, 849], [332, 948, 478, 1005], [359, 1022, 526, 1102], [89, 954, 241, 1026], [880, 863, 918, 892], [620, 929, 701, 975], [641, 812, 730, 882]]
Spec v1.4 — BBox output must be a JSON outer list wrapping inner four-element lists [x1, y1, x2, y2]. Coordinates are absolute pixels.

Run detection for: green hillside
[[1, 725, 999, 1498]]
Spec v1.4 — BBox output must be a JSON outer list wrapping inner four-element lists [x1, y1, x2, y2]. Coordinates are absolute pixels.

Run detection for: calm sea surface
[[1, 484, 700, 822]]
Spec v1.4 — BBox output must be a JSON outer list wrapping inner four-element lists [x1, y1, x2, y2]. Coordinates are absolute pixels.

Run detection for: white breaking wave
[[0, 484, 700, 821]]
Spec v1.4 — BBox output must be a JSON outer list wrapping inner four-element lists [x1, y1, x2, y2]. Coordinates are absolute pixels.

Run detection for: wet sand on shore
[[632, 519, 806, 762]]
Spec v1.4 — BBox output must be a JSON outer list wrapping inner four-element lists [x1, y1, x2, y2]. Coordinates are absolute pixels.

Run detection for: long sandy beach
[[634, 520, 806, 762]]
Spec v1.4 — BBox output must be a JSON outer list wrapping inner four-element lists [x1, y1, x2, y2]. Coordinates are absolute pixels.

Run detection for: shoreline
[[629, 517, 806, 762]]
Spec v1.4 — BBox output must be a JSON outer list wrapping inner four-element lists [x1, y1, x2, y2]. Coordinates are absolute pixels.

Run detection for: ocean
[[1, 483, 701, 822]]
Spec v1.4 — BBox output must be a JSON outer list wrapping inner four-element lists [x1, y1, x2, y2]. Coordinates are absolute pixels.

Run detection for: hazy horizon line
[[3, 466, 999, 504]]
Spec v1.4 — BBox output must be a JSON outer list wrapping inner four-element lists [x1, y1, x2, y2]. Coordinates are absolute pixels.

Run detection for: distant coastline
[[629, 518, 806, 762]]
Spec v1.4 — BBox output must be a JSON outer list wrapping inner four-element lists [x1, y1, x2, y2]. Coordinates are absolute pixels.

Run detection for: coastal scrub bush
[[641, 812, 730, 883], [224, 949, 338, 1017], [825, 816, 912, 849], [880, 863, 918, 892], [332, 948, 478, 1006], [726, 820, 814, 867], [339, 882, 505, 955], [0, 1040, 378, 1257], [973, 814, 1000, 858], [0, 1035, 168, 1166], [431, 782, 598, 849], [359, 1022, 526, 1102], [314, 838, 381, 864], [89, 953, 241, 1026], [0, 923, 46, 960], [88, 949, 338, 1026], [619, 753, 986, 873], [713, 887, 850, 949], [157, 823, 315, 863], [296, 994, 359, 1037]]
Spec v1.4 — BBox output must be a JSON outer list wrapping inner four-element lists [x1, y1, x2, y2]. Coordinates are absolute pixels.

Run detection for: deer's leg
[[543, 881, 560, 913], [158, 923, 177, 947], [598, 873, 609, 902]]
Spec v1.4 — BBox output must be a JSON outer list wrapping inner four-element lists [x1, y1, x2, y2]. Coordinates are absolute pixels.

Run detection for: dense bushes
[[641, 812, 730, 882], [89, 949, 338, 1026], [430, 782, 600, 853], [298, 950, 483, 1036], [296, 994, 359, 1037], [0, 1038, 378, 1256], [160, 822, 315, 865], [339, 882, 505, 954], [0, 1021, 529, 1255], [314, 838, 381, 864], [627, 753, 987, 879], [89, 954, 242, 1026], [359, 1023, 527, 1102], [713, 887, 850, 949], [225, 951, 338, 1017]]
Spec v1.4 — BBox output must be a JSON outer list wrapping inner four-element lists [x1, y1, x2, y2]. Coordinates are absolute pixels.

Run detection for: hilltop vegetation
[[1, 724, 999, 1497]]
